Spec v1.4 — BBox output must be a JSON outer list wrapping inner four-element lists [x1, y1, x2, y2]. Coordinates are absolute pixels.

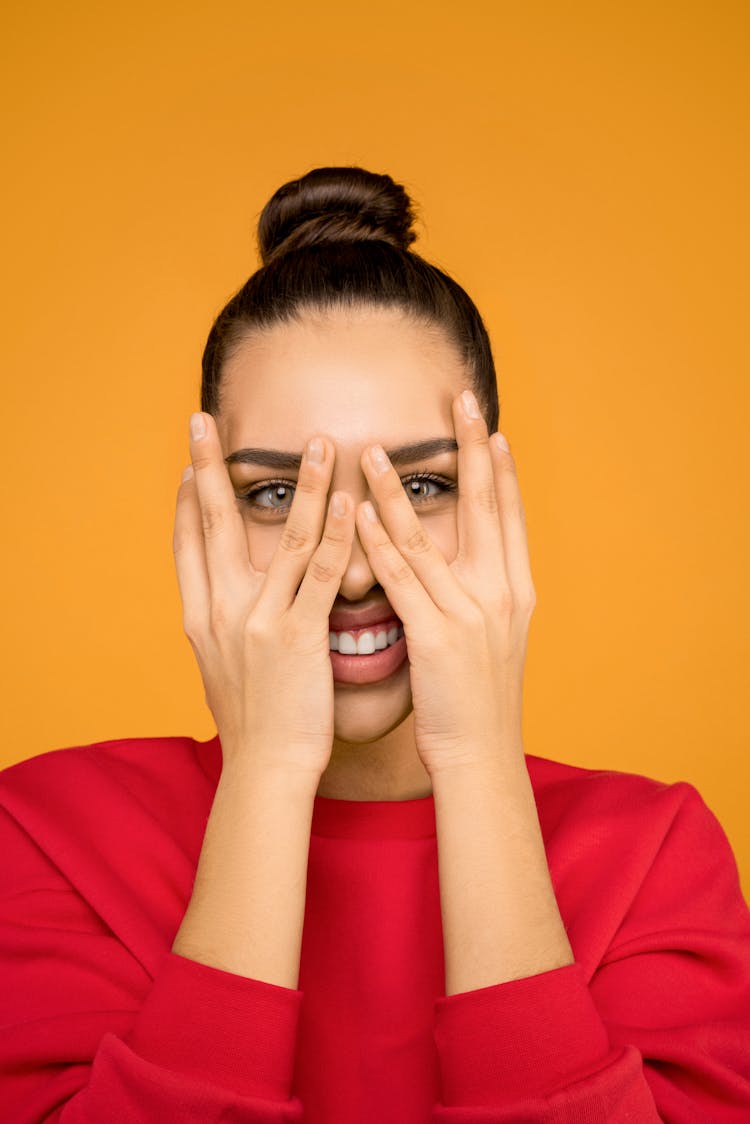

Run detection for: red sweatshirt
[[0, 734, 749, 1122]]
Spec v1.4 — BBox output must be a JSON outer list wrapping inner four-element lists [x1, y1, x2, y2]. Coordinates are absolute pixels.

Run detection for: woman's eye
[[238, 473, 456, 514], [402, 475, 451, 501], [243, 482, 296, 511]]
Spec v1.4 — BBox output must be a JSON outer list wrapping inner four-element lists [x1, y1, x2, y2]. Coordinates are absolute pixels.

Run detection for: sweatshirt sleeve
[[0, 806, 304, 1123], [430, 781, 750, 1121]]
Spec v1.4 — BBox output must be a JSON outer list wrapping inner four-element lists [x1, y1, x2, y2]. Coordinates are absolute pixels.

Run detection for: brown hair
[[200, 166, 499, 432]]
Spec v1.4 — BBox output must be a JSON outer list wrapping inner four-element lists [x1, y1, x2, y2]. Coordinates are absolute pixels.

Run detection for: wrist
[[218, 748, 324, 801], [427, 738, 528, 791]]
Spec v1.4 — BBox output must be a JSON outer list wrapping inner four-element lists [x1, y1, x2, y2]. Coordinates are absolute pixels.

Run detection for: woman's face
[[216, 305, 473, 748]]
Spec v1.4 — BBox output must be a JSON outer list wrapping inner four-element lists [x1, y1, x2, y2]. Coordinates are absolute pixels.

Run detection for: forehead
[[218, 307, 468, 449]]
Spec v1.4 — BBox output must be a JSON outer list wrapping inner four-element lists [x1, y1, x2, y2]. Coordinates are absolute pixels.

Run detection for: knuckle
[[391, 559, 414, 587], [244, 614, 271, 645], [182, 613, 203, 644], [472, 482, 498, 515], [321, 522, 350, 548], [464, 600, 486, 630], [201, 503, 226, 539], [506, 496, 523, 522], [494, 585, 515, 614], [280, 521, 313, 554], [294, 474, 321, 497], [190, 449, 214, 473], [384, 478, 406, 504], [209, 599, 231, 634], [308, 557, 338, 584], [497, 452, 517, 477], [172, 528, 191, 556], [404, 526, 432, 555]]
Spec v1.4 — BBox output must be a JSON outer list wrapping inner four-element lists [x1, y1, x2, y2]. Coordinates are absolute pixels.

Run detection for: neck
[[317, 710, 433, 801]]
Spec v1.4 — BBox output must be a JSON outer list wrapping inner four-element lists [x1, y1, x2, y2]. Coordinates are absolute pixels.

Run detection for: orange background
[[1, 2, 748, 897]]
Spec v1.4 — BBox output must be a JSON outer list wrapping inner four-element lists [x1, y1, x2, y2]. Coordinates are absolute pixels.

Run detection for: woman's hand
[[354, 388, 535, 777], [172, 411, 355, 782]]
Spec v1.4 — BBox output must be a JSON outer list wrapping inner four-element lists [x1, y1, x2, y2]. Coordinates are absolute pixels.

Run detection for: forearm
[[172, 757, 318, 990], [431, 746, 574, 996]]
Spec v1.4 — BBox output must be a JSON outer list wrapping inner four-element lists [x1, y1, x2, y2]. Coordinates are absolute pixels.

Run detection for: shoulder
[[525, 752, 743, 904], [0, 734, 221, 865], [0, 735, 223, 978], [525, 751, 711, 838], [526, 753, 748, 962], [0, 732, 220, 794]]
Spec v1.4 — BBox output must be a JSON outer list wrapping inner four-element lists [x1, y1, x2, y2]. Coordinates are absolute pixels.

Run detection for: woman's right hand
[[172, 411, 355, 783]]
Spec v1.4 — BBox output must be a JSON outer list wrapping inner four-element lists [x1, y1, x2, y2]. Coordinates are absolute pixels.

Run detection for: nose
[[336, 511, 380, 603]]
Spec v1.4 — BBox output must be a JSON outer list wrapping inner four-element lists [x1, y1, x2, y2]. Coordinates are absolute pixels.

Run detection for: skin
[[216, 305, 468, 801], [172, 302, 575, 994]]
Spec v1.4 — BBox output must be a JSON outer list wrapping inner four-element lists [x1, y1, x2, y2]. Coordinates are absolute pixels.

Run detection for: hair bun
[[257, 166, 418, 265]]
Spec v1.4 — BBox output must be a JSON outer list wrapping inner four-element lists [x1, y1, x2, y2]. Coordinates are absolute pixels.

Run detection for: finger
[[452, 389, 506, 580], [291, 488, 356, 631], [359, 443, 463, 617], [173, 465, 211, 638], [354, 498, 438, 628], [489, 435, 536, 603], [254, 436, 342, 621], [189, 411, 255, 605]]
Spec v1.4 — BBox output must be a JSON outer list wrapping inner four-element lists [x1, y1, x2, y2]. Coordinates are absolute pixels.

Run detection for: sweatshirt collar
[[311, 791, 436, 839]]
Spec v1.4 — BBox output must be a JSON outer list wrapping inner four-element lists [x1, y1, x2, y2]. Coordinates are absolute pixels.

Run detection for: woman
[[1, 166, 749, 1123]]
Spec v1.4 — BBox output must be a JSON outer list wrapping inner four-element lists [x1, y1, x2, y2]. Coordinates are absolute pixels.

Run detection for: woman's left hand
[[355, 388, 536, 778]]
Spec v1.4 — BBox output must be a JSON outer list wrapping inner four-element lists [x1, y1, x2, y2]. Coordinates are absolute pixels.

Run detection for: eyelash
[[237, 472, 457, 515]]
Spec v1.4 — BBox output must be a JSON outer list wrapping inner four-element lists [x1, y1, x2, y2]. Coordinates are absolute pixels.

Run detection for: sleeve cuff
[[433, 961, 613, 1106], [124, 951, 303, 1101]]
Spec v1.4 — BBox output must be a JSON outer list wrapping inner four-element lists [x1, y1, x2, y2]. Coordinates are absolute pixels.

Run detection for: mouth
[[328, 619, 409, 685], [328, 618, 403, 655]]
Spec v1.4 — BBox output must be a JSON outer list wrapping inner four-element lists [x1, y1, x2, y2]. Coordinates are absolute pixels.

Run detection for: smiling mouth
[[328, 620, 403, 655], [328, 626, 409, 685]]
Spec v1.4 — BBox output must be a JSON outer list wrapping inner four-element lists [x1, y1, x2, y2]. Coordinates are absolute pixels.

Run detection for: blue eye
[[238, 472, 456, 515]]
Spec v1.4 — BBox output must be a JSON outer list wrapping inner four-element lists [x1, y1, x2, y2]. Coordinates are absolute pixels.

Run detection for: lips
[[328, 604, 402, 633]]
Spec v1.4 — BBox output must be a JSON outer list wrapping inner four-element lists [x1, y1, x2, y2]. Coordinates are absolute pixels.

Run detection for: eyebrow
[[224, 437, 459, 470]]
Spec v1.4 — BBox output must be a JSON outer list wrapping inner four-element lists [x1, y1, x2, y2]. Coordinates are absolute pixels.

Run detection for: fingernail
[[332, 491, 347, 517], [306, 437, 324, 464], [369, 444, 390, 474], [362, 500, 378, 523], [181, 465, 194, 483], [494, 433, 510, 452], [462, 389, 480, 419], [190, 412, 206, 440]]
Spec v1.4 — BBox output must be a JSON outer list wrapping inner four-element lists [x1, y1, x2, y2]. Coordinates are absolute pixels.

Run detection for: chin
[[332, 677, 413, 746]]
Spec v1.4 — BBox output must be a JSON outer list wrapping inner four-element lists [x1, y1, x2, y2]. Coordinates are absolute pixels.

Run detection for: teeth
[[329, 625, 404, 654]]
